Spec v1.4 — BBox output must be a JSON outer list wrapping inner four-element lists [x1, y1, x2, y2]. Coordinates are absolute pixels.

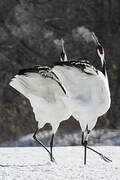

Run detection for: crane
[[9, 41, 71, 162], [52, 33, 111, 164]]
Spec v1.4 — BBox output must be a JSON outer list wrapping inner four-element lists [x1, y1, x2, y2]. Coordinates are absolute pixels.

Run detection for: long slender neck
[[101, 58, 111, 106], [102, 59, 107, 77], [99, 51, 107, 78], [102, 59, 109, 92]]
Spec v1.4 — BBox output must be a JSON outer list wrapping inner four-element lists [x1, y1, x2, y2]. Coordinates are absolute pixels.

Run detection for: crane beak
[[91, 32, 101, 46], [61, 38, 65, 50]]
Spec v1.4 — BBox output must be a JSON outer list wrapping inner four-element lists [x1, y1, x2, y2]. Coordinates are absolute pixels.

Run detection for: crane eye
[[98, 45, 103, 54], [61, 51, 65, 61]]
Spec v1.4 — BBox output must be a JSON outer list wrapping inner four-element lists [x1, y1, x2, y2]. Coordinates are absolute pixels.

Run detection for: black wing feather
[[54, 60, 98, 75], [18, 65, 66, 94], [18, 66, 50, 75]]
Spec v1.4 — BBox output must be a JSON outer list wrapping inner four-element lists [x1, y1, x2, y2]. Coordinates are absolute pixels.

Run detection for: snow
[[0, 146, 120, 180]]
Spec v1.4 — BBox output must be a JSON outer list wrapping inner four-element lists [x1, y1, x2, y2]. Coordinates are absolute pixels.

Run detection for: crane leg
[[81, 130, 112, 163], [84, 141, 87, 165], [82, 132, 88, 165], [50, 133, 55, 162], [82, 126, 90, 165], [33, 128, 55, 162]]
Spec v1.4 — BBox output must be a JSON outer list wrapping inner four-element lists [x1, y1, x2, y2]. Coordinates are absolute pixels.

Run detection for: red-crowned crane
[[52, 33, 111, 164], [9, 40, 71, 162]]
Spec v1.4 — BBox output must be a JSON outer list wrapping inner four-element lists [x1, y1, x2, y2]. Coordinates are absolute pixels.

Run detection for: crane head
[[92, 32, 105, 65], [60, 38, 68, 62]]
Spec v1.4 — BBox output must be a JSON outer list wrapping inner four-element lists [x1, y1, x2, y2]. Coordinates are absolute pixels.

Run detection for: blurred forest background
[[0, 0, 120, 144]]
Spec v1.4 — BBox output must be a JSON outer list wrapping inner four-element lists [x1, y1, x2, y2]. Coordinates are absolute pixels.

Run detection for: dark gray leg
[[84, 140, 87, 165], [33, 128, 55, 162], [82, 132, 88, 165], [81, 126, 90, 165], [50, 133, 54, 162], [81, 129, 112, 163]]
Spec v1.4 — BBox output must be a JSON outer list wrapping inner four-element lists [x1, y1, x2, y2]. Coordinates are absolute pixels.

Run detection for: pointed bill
[[91, 32, 100, 45], [61, 38, 64, 48]]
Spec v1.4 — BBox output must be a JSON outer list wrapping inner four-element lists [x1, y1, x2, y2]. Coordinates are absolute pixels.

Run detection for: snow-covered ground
[[0, 146, 119, 180]]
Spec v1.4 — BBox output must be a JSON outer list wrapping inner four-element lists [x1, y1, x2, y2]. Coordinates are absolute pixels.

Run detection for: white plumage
[[10, 71, 71, 133], [10, 67, 71, 162], [52, 62, 110, 131]]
